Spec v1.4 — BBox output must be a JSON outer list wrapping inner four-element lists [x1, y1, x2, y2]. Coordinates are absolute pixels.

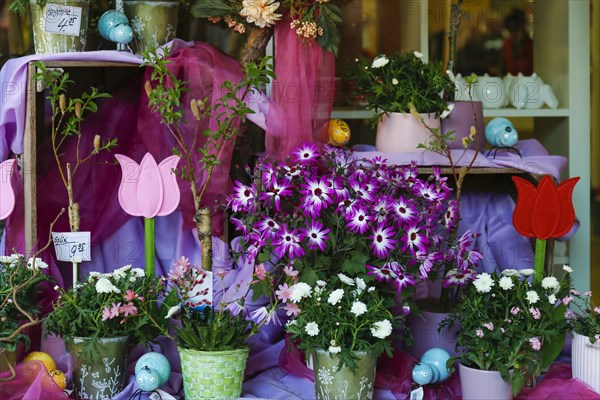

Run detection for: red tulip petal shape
[[0, 159, 17, 220], [115, 153, 181, 219], [512, 175, 579, 240]]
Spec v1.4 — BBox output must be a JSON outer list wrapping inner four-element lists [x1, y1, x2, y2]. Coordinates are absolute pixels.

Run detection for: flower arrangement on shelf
[[192, 0, 344, 55], [284, 273, 398, 371], [228, 143, 482, 317], [567, 287, 600, 347], [346, 51, 454, 122], [44, 266, 171, 355], [1, 255, 52, 360], [445, 267, 572, 396]]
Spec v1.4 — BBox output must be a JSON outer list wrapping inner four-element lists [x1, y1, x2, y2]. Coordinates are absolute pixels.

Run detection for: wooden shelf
[[330, 107, 571, 120]]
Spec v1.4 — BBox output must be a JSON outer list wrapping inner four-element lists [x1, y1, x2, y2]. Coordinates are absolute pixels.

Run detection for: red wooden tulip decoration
[[0, 160, 17, 221], [512, 175, 579, 282]]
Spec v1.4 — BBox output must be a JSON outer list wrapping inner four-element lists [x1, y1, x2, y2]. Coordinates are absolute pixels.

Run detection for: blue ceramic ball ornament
[[98, 10, 134, 44], [135, 352, 171, 392], [412, 348, 452, 385], [485, 117, 519, 147]]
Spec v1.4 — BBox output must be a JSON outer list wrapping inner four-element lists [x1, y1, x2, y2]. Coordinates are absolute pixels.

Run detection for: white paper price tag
[[44, 3, 82, 36], [52, 232, 91, 262], [408, 386, 424, 400]]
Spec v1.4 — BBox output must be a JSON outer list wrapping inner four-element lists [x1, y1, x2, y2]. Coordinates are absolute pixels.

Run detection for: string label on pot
[[44, 4, 83, 36], [52, 231, 91, 262], [408, 386, 424, 400]]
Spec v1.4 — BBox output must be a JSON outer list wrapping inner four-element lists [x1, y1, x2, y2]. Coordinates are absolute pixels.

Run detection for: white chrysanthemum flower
[[314, 286, 324, 296], [371, 55, 389, 69], [473, 273, 494, 293], [563, 265, 573, 273], [240, 0, 282, 28], [526, 290, 540, 304], [0, 254, 21, 265], [95, 278, 121, 294], [392, 78, 399, 85], [27, 257, 48, 270], [290, 282, 312, 303], [355, 278, 366, 291], [371, 319, 393, 339], [367, 287, 375, 292], [501, 269, 521, 277], [413, 51, 423, 59], [165, 305, 180, 319], [286, 319, 297, 327], [542, 276, 559, 291], [316, 280, 326, 287], [499, 276, 514, 291], [329, 345, 341, 354], [305, 322, 320, 336], [130, 277, 136, 282], [89, 271, 102, 278], [350, 301, 367, 316], [548, 294, 557, 304], [328, 289, 344, 305], [338, 273, 355, 286], [131, 268, 145, 277], [520, 269, 535, 277]]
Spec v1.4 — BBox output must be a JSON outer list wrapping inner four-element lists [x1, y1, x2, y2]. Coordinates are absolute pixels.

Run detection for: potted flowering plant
[[445, 267, 572, 399], [285, 274, 398, 400], [44, 266, 171, 400], [161, 256, 287, 400], [347, 51, 454, 152], [567, 284, 600, 393], [0, 254, 53, 377]]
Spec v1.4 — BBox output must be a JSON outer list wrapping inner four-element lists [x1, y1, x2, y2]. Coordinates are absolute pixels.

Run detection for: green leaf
[[192, 0, 233, 17], [341, 252, 369, 276], [512, 371, 525, 397], [540, 333, 566, 369], [251, 280, 270, 302], [317, 9, 341, 56]]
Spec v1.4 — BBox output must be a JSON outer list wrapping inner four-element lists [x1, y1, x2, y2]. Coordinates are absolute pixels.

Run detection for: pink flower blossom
[[216, 270, 229, 279], [283, 265, 299, 278], [120, 302, 138, 317], [583, 291, 592, 297], [529, 337, 542, 351], [529, 307, 541, 320], [124, 290, 136, 302], [562, 296, 573, 305], [275, 283, 293, 303], [255, 263, 267, 280], [570, 289, 580, 296], [483, 322, 494, 331], [510, 307, 521, 315], [594, 307, 600, 314], [475, 329, 484, 338], [102, 307, 113, 321], [110, 303, 121, 318], [284, 302, 300, 317], [564, 310, 576, 319]]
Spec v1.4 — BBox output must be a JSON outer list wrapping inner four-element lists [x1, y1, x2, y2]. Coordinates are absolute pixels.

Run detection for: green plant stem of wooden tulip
[[145, 218, 155, 276], [142, 48, 274, 272]]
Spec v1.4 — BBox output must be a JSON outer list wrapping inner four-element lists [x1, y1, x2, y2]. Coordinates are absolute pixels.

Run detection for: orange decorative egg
[[328, 119, 351, 147]]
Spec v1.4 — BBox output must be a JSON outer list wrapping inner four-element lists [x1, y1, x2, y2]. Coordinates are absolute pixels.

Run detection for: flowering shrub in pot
[[445, 267, 572, 398]]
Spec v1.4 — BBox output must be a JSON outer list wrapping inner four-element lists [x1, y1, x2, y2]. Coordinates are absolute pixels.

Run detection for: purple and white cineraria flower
[[228, 143, 482, 299]]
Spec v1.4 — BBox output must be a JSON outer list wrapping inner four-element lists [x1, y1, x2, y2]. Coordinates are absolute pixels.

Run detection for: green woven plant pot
[[30, 0, 90, 54], [66, 336, 129, 400], [122, 1, 179, 54], [179, 347, 249, 400], [313, 348, 377, 400]]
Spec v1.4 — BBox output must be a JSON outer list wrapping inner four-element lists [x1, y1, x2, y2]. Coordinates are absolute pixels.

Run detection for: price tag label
[[44, 3, 82, 36], [52, 232, 91, 262], [408, 386, 424, 400]]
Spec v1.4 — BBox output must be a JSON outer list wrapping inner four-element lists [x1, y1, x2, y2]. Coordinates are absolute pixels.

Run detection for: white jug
[[478, 74, 506, 109]]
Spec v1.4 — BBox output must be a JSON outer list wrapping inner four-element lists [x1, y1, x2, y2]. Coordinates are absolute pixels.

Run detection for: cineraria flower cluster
[[45, 265, 168, 348], [447, 268, 573, 395], [229, 144, 482, 299], [284, 273, 399, 371]]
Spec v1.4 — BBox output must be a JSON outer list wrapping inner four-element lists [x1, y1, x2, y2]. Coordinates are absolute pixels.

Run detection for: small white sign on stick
[[44, 3, 82, 36], [52, 231, 91, 262]]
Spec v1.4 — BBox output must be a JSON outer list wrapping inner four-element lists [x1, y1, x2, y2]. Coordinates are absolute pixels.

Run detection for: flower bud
[[93, 135, 101, 152], [75, 102, 82, 118], [469, 125, 477, 140], [190, 99, 200, 120], [144, 81, 152, 98], [59, 94, 66, 113]]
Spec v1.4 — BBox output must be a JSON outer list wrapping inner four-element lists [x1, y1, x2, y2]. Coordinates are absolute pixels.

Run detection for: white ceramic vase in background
[[375, 112, 440, 153], [478, 74, 506, 109], [572, 332, 600, 394]]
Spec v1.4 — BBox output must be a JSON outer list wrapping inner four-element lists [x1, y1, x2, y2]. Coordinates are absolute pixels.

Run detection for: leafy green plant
[[8, 0, 46, 14], [142, 47, 274, 271], [567, 284, 600, 346], [33, 61, 117, 234], [346, 51, 454, 124], [444, 268, 572, 396]]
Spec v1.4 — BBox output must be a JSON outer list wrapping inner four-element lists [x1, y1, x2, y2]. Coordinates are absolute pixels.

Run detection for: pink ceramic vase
[[375, 112, 440, 153]]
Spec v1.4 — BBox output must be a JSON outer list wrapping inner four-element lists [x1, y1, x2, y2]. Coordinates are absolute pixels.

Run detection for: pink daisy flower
[[370, 225, 397, 259], [275, 283, 293, 303], [120, 302, 138, 317], [284, 302, 300, 317]]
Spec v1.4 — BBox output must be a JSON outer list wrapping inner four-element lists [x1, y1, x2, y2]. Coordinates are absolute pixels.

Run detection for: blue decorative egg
[[98, 10, 133, 44], [135, 352, 171, 392], [485, 117, 519, 147], [412, 348, 452, 385]]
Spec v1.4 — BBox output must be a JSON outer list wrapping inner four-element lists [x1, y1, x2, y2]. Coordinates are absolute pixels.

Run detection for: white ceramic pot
[[572, 331, 600, 394], [459, 363, 514, 400], [478, 74, 505, 109], [375, 112, 440, 153]]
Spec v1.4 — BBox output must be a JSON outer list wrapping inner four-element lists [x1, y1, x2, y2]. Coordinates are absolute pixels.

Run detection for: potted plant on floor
[[445, 268, 571, 399], [567, 285, 600, 394], [9, 0, 92, 53], [44, 266, 171, 399], [347, 51, 454, 152]]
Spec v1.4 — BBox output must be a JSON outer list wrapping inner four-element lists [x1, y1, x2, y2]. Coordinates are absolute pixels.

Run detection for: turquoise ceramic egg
[[135, 352, 171, 392], [98, 10, 131, 42], [485, 117, 519, 147]]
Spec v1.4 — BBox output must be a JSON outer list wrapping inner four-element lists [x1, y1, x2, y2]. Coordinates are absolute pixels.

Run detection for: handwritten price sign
[[52, 232, 91, 262], [44, 4, 82, 36]]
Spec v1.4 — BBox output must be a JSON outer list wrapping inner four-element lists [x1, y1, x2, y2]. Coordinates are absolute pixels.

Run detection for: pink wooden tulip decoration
[[0, 159, 17, 220], [116, 153, 181, 275]]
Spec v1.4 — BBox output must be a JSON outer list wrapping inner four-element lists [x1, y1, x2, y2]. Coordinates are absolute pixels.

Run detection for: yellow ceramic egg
[[328, 119, 351, 147], [49, 369, 67, 390], [23, 351, 56, 373]]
